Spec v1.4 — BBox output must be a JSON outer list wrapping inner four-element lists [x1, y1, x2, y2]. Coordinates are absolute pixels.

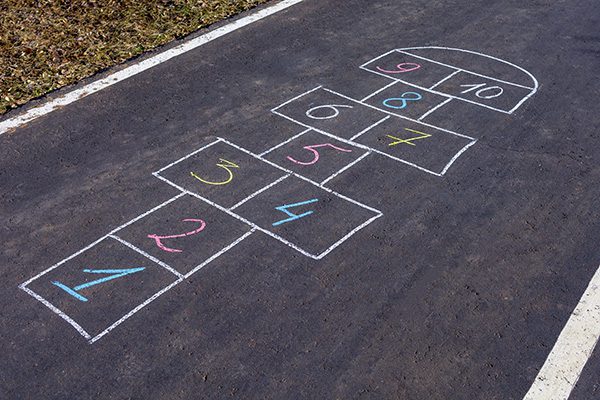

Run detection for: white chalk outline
[[229, 174, 291, 210], [321, 151, 372, 186], [360, 81, 400, 102], [359, 47, 538, 114], [523, 264, 600, 400], [350, 116, 391, 141], [88, 277, 184, 344], [19, 235, 183, 341], [20, 223, 256, 344], [19, 188, 256, 342], [272, 86, 476, 176], [0, 0, 306, 136], [19, 285, 92, 340], [271, 85, 323, 113], [154, 139, 221, 174], [396, 50, 534, 90], [89, 228, 256, 344], [21, 192, 186, 288], [258, 128, 311, 157], [109, 235, 185, 279], [183, 228, 256, 279], [429, 70, 461, 90], [257, 127, 374, 188], [418, 97, 453, 121], [153, 138, 383, 259]]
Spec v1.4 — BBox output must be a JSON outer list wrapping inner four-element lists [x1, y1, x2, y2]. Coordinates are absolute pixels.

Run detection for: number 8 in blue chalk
[[382, 92, 422, 109]]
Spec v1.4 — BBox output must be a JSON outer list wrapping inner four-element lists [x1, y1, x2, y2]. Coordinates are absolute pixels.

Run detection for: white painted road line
[[0, 0, 305, 136], [523, 264, 600, 400]]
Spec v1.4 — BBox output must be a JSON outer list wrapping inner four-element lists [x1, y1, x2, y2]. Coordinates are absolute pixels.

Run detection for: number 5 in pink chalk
[[147, 218, 206, 253], [286, 143, 352, 166]]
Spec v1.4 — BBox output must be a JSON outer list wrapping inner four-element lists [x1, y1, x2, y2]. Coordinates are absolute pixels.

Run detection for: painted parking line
[[523, 264, 600, 400]]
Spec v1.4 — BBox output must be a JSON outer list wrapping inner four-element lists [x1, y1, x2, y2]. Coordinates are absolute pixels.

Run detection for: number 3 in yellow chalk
[[190, 158, 239, 186]]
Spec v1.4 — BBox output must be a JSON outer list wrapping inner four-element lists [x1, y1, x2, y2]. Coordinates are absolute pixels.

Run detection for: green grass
[[0, 0, 270, 115]]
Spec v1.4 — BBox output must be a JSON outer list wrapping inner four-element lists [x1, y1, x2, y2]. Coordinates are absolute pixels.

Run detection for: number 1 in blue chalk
[[52, 267, 145, 302], [272, 198, 319, 227]]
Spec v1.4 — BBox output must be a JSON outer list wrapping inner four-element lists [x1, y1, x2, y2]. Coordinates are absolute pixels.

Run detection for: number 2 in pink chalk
[[147, 218, 206, 253], [286, 143, 352, 166], [376, 62, 421, 74]]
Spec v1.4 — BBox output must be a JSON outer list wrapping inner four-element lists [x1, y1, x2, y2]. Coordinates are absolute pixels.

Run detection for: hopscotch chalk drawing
[[19, 47, 538, 343]]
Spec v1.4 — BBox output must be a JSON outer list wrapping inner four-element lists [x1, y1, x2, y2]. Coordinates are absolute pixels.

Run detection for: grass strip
[[0, 0, 270, 114]]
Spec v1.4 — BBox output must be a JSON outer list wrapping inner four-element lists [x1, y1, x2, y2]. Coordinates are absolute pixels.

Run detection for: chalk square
[[115, 194, 251, 276], [26, 237, 180, 337], [272, 87, 387, 139], [354, 117, 475, 175], [158, 140, 287, 208], [362, 81, 451, 119], [233, 176, 379, 258], [361, 50, 457, 88], [263, 130, 368, 183], [430, 70, 535, 112]]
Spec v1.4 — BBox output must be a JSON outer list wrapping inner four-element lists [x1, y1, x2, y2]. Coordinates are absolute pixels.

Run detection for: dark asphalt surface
[[2, 1, 600, 399]]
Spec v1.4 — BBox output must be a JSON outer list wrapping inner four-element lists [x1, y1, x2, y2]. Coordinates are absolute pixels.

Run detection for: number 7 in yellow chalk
[[386, 128, 431, 147]]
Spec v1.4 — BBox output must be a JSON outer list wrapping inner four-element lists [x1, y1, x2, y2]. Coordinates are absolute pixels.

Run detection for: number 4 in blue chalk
[[272, 198, 318, 227], [52, 267, 145, 302]]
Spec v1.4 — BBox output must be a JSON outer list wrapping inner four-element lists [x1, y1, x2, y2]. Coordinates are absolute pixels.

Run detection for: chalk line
[[109, 235, 185, 279], [154, 139, 222, 174], [396, 48, 537, 90], [21, 191, 185, 285], [319, 87, 475, 140], [418, 98, 453, 121], [316, 213, 382, 259], [154, 137, 383, 260], [0, 0, 305, 136], [20, 234, 110, 287], [272, 106, 474, 177], [89, 277, 183, 344], [523, 264, 600, 400], [439, 140, 477, 175], [216, 137, 382, 214], [321, 151, 372, 186], [358, 49, 399, 70], [270, 85, 323, 112], [184, 228, 256, 278], [109, 192, 187, 234], [19, 286, 92, 340], [429, 70, 461, 90], [229, 174, 290, 210], [350, 116, 391, 141], [360, 81, 400, 102], [153, 172, 320, 259], [258, 128, 311, 156], [90, 229, 254, 344]]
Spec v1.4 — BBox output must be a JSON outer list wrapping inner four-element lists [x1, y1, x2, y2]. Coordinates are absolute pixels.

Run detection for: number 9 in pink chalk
[[376, 63, 421, 74]]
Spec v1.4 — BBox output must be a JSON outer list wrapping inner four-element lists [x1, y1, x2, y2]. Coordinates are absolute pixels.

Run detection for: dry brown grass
[[0, 0, 269, 114]]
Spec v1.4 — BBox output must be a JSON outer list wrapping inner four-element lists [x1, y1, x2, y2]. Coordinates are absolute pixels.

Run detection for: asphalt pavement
[[2, 1, 600, 399]]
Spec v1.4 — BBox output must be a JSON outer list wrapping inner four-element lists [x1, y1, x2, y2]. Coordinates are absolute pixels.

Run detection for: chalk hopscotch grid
[[18, 187, 255, 343], [271, 87, 476, 177], [153, 137, 383, 257], [88, 227, 257, 344], [18, 46, 538, 350], [19, 233, 184, 343], [359, 47, 538, 114]]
